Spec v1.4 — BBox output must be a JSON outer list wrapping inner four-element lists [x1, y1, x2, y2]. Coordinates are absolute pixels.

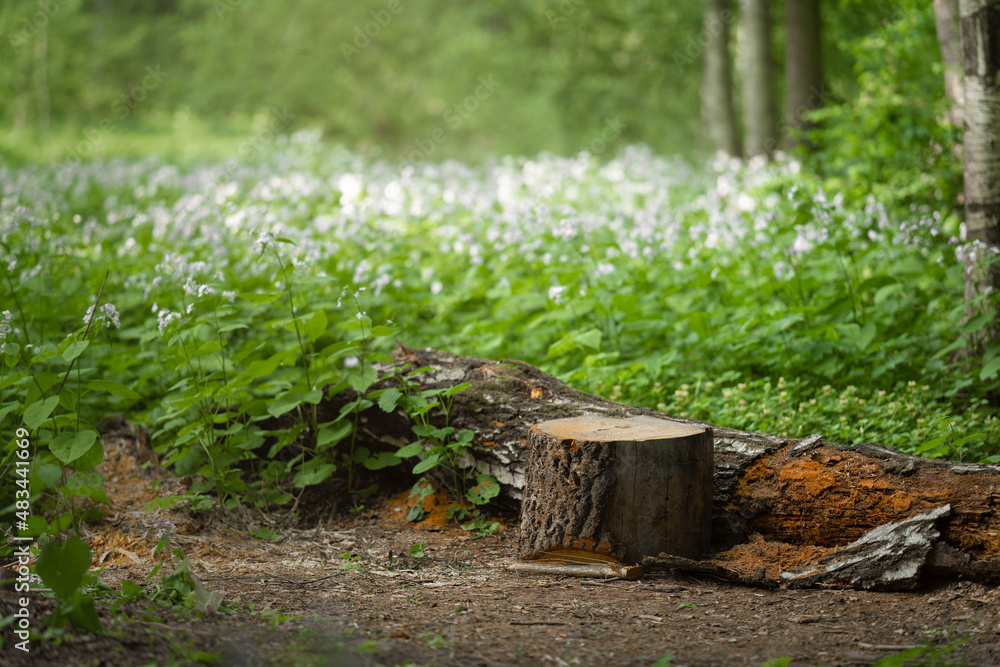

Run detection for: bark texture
[[783, 0, 824, 150], [740, 0, 778, 157], [703, 0, 742, 156], [936, 0, 966, 125], [518, 416, 713, 564], [960, 0, 1000, 247], [333, 345, 1000, 588]]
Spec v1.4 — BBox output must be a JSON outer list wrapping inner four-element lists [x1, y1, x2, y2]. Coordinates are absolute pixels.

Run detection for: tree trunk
[[739, 0, 778, 158], [518, 415, 713, 565], [960, 0, 1000, 249], [935, 0, 966, 125], [703, 0, 742, 157], [332, 344, 1000, 589], [783, 0, 824, 151]]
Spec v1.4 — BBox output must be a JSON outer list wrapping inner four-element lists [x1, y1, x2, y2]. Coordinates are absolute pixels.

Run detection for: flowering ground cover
[[2, 137, 1000, 662]]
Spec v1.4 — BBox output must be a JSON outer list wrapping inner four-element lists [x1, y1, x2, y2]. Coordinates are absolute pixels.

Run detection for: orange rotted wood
[[728, 443, 1000, 560]]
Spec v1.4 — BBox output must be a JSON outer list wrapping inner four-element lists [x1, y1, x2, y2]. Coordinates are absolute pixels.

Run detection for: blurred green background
[[0, 0, 937, 164]]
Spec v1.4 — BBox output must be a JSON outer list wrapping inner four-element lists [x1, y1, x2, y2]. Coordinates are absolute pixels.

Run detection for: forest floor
[[3, 435, 1000, 667]]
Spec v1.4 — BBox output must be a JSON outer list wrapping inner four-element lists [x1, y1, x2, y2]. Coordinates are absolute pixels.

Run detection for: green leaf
[[576, 329, 603, 350], [317, 421, 352, 449], [396, 441, 424, 458], [292, 458, 336, 488], [303, 389, 324, 404], [63, 472, 112, 504], [23, 396, 60, 430], [72, 440, 106, 472], [301, 310, 328, 342], [87, 379, 141, 399], [363, 452, 401, 470], [412, 453, 441, 474], [348, 366, 378, 394], [981, 356, 1000, 381], [239, 291, 281, 305], [856, 321, 877, 352], [378, 388, 402, 412], [49, 430, 98, 464], [62, 339, 90, 361], [35, 536, 92, 602], [466, 474, 499, 505], [267, 392, 304, 418]]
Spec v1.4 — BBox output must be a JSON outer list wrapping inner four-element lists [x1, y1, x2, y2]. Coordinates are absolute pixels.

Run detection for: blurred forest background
[[0, 0, 956, 176]]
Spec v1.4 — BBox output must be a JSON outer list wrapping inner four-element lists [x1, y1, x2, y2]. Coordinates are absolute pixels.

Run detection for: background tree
[[959, 0, 1000, 251], [703, 0, 741, 156], [784, 0, 824, 150], [935, 0, 966, 125], [739, 0, 777, 157]]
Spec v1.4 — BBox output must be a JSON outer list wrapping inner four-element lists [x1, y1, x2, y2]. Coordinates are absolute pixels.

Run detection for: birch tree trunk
[[740, 0, 777, 158], [703, 0, 742, 157], [783, 0, 824, 151], [935, 0, 966, 125], [960, 0, 1000, 251]]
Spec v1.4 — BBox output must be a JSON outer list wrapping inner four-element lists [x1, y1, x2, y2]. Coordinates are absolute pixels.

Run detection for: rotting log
[[518, 415, 713, 566], [321, 344, 1000, 588]]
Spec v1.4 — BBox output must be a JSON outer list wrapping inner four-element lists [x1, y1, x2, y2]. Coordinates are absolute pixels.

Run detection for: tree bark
[[935, 0, 966, 125], [518, 415, 713, 564], [336, 345, 1000, 589], [703, 0, 742, 157], [783, 0, 824, 151], [960, 0, 1000, 248], [739, 0, 778, 158]]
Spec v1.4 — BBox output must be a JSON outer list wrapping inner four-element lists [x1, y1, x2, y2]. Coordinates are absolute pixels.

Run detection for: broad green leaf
[[363, 452, 401, 470], [348, 366, 378, 394], [63, 471, 112, 504], [317, 421, 352, 449], [301, 310, 328, 342], [239, 291, 281, 305], [35, 536, 92, 602], [378, 388, 402, 412], [303, 389, 324, 404], [23, 396, 60, 430], [73, 440, 106, 472], [49, 430, 98, 464], [292, 459, 336, 488], [412, 453, 441, 474], [396, 441, 424, 458], [62, 339, 90, 361], [466, 474, 499, 505], [981, 356, 1000, 381], [267, 392, 304, 418], [87, 379, 141, 399]]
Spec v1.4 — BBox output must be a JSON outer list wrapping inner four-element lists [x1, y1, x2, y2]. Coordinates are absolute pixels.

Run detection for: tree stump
[[517, 414, 714, 573]]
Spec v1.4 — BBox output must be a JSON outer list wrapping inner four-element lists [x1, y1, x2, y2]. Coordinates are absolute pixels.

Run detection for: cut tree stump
[[518, 415, 713, 568], [308, 344, 1000, 589]]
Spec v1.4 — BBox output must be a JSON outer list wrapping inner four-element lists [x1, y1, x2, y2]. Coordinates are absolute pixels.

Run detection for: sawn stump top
[[532, 414, 707, 442]]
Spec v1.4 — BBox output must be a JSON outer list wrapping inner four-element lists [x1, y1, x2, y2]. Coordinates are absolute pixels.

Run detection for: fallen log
[[331, 344, 1000, 588]]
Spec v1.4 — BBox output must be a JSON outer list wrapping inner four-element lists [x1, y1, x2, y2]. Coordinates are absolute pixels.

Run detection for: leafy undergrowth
[[2, 138, 999, 651]]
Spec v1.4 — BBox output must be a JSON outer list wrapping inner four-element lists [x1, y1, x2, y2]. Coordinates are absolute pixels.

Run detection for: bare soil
[[3, 435, 1000, 667]]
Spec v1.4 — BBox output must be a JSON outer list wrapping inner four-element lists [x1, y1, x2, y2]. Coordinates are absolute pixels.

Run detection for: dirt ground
[[3, 435, 1000, 667]]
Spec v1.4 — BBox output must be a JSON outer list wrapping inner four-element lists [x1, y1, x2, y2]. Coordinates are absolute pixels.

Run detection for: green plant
[[870, 637, 970, 666]]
